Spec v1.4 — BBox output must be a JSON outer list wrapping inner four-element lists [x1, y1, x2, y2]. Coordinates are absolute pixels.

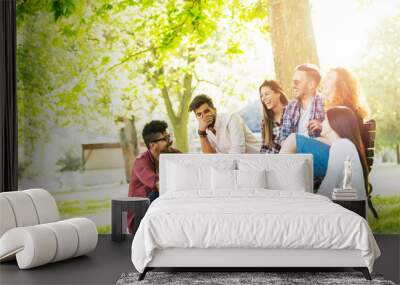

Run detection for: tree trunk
[[269, 0, 319, 98], [119, 116, 138, 183], [172, 121, 189, 152], [160, 49, 194, 153]]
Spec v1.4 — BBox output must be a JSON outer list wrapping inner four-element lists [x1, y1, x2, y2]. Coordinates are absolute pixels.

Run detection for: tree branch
[[161, 84, 178, 123], [107, 46, 160, 72], [178, 48, 196, 117], [193, 71, 219, 87]]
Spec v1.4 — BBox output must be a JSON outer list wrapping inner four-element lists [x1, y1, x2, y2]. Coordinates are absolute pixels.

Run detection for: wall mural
[[16, 0, 400, 234]]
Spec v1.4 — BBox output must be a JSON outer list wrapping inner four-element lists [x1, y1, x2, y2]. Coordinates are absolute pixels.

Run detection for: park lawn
[[96, 225, 112, 234], [56, 194, 400, 234], [368, 194, 400, 234], [57, 199, 111, 216], [57, 199, 111, 233]]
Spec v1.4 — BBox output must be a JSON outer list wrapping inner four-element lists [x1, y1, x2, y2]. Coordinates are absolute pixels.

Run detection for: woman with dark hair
[[259, 80, 289, 153], [280, 106, 369, 199]]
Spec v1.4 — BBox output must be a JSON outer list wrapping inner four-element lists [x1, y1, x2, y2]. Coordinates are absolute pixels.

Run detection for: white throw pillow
[[168, 163, 210, 191], [167, 160, 235, 192], [211, 168, 236, 190], [267, 162, 308, 191], [237, 158, 309, 191], [236, 169, 267, 189]]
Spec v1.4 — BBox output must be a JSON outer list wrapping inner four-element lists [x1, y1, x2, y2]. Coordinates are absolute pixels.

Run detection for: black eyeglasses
[[151, 134, 171, 143]]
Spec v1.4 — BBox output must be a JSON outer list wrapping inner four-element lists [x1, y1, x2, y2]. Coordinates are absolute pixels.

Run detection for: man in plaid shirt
[[278, 64, 325, 145]]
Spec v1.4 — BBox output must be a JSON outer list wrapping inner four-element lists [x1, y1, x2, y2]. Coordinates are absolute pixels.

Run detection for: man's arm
[[199, 134, 216, 153], [227, 114, 246, 153], [133, 163, 159, 189], [197, 114, 216, 153]]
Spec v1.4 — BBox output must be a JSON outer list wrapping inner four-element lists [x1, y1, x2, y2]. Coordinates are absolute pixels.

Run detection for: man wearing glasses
[[278, 63, 325, 144], [127, 120, 180, 233]]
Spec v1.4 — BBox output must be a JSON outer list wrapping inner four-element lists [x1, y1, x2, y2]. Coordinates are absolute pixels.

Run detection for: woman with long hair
[[259, 80, 289, 153], [280, 106, 369, 199], [309, 67, 369, 137]]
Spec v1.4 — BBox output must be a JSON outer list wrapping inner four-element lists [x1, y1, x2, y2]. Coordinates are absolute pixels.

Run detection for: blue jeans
[[296, 134, 330, 178]]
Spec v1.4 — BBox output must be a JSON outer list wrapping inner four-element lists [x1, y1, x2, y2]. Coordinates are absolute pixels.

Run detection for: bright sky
[[312, 0, 400, 70]]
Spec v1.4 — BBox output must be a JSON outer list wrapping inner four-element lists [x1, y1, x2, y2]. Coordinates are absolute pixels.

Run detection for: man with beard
[[278, 63, 325, 144], [127, 120, 180, 233], [189, 94, 260, 153]]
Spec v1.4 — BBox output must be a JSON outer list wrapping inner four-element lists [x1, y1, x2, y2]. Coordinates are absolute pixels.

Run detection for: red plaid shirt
[[127, 148, 180, 231], [128, 150, 159, 198]]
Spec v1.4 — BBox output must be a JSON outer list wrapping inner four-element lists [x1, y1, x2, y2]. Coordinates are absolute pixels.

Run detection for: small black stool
[[111, 197, 150, 242]]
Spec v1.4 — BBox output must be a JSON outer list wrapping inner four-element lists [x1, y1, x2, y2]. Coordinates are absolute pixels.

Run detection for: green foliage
[[51, 0, 76, 20], [56, 151, 82, 172], [16, 0, 78, 25], [17, 0, 270, 158], [356, 12, 400, 150], [368, 194, 400, 233]]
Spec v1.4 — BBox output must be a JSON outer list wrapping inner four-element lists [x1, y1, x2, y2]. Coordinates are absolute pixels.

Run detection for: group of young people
[[127, 63, 371, 232]]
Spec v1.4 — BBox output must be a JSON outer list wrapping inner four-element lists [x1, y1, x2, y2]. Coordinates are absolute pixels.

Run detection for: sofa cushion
[[0, 192, 39, 227], [0, 196, 17, 237]]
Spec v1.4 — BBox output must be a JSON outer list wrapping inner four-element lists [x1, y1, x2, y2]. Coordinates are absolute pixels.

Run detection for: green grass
[[57, 199, 111, 217], [97, 225, 111, 234], [57, 199, 112, 234], [368, 194, 400, 233]]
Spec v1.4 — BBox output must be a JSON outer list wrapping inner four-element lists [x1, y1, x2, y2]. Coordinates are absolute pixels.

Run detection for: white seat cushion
[[0, 196, 17, 237], [24, 189, 60, 223], [42, 221, 79, 262], [1, 192, 39, 227], [65, 218, 98, 257]]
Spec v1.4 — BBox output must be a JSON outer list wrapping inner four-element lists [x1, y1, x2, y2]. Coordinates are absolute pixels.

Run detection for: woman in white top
[[280, 106, 369, 200]]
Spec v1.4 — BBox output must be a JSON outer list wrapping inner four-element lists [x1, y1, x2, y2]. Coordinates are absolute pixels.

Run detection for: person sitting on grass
[[189, 94, 260, 154], [127, 120, 181, 233], [280, 106, 368, 200]]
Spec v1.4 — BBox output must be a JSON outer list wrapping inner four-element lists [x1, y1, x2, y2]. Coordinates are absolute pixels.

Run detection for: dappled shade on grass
[[368, 194, 400, 233]]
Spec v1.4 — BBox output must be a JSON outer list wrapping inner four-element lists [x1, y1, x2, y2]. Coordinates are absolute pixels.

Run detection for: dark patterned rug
[[116, 271, 396, 285]]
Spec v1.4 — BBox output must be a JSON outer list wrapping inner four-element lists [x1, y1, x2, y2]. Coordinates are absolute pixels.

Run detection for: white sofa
[[0, 188, 98, 269]]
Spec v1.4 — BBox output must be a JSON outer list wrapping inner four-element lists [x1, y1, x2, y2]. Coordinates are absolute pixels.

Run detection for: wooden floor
[[0, 234, 398, 285]]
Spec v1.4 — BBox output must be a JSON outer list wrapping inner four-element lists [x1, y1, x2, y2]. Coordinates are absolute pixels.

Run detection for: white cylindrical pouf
[[1, 192, 39, 227], [24, 189, 60, 223], [42, 221, 79, 262], [64, 218, 98, 257], [0, 196, 17, 237]]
